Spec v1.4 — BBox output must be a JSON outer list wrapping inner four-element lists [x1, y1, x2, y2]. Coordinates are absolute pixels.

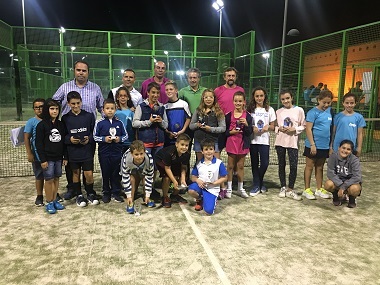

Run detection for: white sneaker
[[279, 186, 287, 198], [286, 190, 302, 201], [225, 189, 232, 199], [237, 189, 249, 198], [302, 188, 316, 200], [315, 188, 332, 199]]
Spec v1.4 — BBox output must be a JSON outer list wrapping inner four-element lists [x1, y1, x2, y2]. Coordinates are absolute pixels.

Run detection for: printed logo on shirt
[[49, 128, 61, 142], [336, 165, 349, 175], [70, 127, 87, 134], [349, 123, 357, 127], [328, 117, 332, 121]]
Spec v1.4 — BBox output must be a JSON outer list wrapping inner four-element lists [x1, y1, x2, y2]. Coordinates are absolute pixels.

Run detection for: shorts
[[193, 141, 220, 152], [42, 160, 62, 180], [303, 147, 329, 159], [156, 160, 181, 177], [188, 183, 218, 215], [32, 161, 44, 180], [70, 160, 94, 171]]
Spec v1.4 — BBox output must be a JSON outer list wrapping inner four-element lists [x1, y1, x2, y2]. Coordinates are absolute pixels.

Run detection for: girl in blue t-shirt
[[302, 90, 334, 200], [115, 86, 135, 153]]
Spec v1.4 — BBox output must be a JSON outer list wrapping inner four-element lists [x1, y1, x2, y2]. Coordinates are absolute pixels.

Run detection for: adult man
[[53, 60, 104, 119], [140, 61, 170, 104], [350, 81, 364, 103], [179, 67, 207, 114], [52, 60, 104, 200], [214, 67, 245, 114], [108, 68, 143, 109], [310, 82, 323, 104]]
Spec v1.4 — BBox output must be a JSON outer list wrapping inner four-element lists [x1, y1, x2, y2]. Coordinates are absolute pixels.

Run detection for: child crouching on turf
[[155, 133, 191, 208], [120, 140, 156, 214], [188, 138, 227, 215], [324, 139, 362, 208]]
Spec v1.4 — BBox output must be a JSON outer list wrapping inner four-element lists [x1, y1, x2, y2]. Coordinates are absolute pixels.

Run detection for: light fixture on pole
[[176, 33, 183, 68], [262, 52, 270, 87], [212, 0, 224, 55], [70, 46, 76, 70], [21, 0, 26, 46], [277, 0, 299, 108], [164, 50, 170, 72], [58, 27, 66, 79]]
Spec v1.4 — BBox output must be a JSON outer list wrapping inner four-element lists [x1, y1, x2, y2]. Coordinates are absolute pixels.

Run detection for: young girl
[[35, 99, 67, 214], [115, 86, 135, 153], [325, 139, 362, 208], [219, 91, 253, 198], [189, 88, 226, 161], [247, 86, 276, 196], [332, 93, 366, 157], [302, 90, 334, 200], [274, 89, 305, 200]]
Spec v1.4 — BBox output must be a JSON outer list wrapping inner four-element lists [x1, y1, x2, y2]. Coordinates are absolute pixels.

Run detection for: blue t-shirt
[[333, 112, 366, 151], [24, 117, 42, 161], [305, 107, 333, 149], [115, 109, 134, 146]]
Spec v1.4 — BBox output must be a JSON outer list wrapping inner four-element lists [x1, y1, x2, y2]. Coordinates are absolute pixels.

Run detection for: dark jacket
[[218, 111, 253, 150]]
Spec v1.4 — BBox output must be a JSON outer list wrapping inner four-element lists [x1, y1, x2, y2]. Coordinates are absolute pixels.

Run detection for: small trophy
[[283, 117, 291, 127], [235, 120, 242, 131], [257, 119, 264, 131], [109, 127, 117, 140], [134, 202, 142, 216]]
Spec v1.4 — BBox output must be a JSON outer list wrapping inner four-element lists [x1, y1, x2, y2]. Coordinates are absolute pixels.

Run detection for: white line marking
[[180, 204, 231, 285]]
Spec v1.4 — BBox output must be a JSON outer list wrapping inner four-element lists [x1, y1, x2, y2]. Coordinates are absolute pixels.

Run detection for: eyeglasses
[[33, 106, 44, 110]]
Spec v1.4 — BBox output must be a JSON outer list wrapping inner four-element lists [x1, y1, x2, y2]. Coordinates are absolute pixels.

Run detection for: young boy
[[61, 91, 99, 207], [35, 99, 67, 214], [188, 138, 227, 215], [24, 98, 45, 206], [155, 133, 191, 208], [325, 139, 362, 208], [94, 98, 128, 203], [164, 81, 191, 146], [120, 140, 156, 214]]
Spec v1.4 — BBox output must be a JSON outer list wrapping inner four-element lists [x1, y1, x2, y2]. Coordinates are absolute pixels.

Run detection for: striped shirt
[[52, 79, 104, 119]]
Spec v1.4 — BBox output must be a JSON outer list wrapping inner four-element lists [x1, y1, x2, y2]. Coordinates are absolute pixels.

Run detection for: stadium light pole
[[164, 50, 169, 72], [212, 0, 224, 55], [70, 46, 76, 70], [262, 53, 270, 88], [277, 0, 299, 108], [176, 33, 183, 69], [21, 0, 27, 46]]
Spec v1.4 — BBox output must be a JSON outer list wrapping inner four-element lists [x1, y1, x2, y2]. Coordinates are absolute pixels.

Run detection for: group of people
[[23, 60, 366, 216]]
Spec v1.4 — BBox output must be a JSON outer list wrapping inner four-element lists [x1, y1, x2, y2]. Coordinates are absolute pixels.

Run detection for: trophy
[[152, 105, 160, 118], [109, 127, 117, 140], [198, 115, 205, 126], [257, 119, 264, 131], [283, 117, 291, 127], [235, 120, 242, 131]]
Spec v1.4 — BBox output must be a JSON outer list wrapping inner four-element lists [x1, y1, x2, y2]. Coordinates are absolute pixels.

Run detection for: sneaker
[[249, 186, 261, 197], [225, 189, 232, 199], [112, 195, 124, 203], [150, 188, 162, 203], [333, 191, 342, 206], [170, 193, 188, 204], [53, 200, 65, 210], [87, 193, 100, 205], [194, 199, 203, 211], [162, 196, 172, 208], [102, 194, 111, 203], [56, 193, 64, 202], [76, 195, 88, 207], [279, 186, 287, 198], [218, 188, 225, 200], [63, 189, 77, 200], [46, 202, 57, 214], [237, 188, 249, 198], [286, 190, 302, 201], [35, 195, 44, 207], [302, 188, 316, 200], [178, 184, 188, 194], [146, 200, 156, 208], [260, 185, 267, 193], [315, 188, 332, 199], [126, 202, 135, 214], [347, 196, 357, 208]]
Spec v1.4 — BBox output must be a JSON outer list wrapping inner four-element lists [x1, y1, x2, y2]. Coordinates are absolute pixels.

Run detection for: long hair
[[196, 88, 224, 119], [247, 86, 269, 113], [115, 86, 134, 109], [41, 98, 61, 121]]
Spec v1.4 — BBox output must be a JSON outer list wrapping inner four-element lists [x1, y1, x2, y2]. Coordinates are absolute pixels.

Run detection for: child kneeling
[[188, 138, 227, 215]]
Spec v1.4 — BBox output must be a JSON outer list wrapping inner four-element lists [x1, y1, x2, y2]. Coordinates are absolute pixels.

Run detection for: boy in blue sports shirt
[[62, 91, 99, 207], [94, 98, 128, 203], [24, 98, 46, 206], [188, 138, 228, 215]]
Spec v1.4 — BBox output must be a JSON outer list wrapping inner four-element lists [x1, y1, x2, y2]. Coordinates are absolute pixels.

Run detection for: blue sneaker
[[126, 202, 135, 214], [249, 186, 261, 197], [53, 200, 65, 210], [260, 185, 267, 193], [46, 202, 57, 214], [146, 200, 156, 208]]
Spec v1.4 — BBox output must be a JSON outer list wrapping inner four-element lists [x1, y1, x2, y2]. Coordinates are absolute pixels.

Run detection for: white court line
[[180, 204, 231, 285]]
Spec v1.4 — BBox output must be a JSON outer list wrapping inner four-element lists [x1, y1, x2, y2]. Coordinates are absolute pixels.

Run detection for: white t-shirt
[[250, 106, 276, 145]]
